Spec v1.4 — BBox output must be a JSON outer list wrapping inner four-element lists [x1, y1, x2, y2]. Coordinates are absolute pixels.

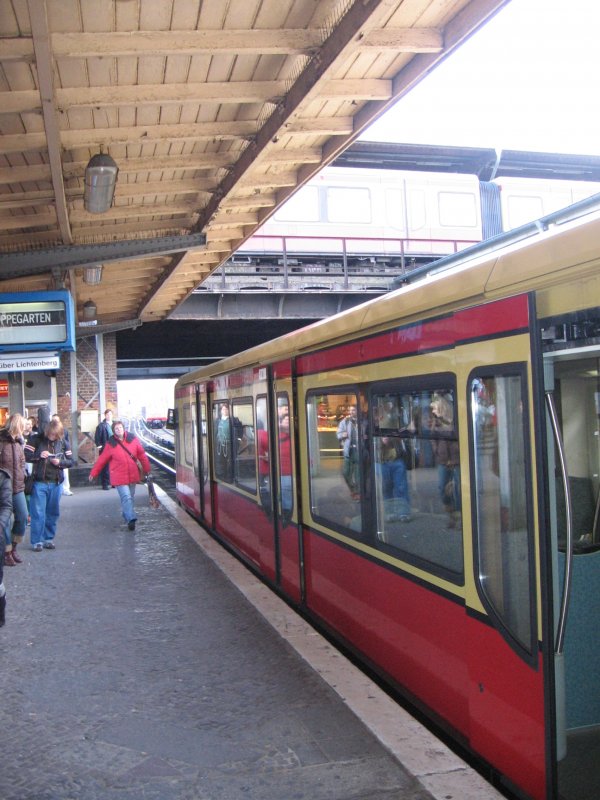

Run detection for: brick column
[[56, 333, 117, 467]]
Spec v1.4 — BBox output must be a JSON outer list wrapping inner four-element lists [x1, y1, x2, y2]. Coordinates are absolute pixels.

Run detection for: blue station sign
[[0, 291, 75, 353]]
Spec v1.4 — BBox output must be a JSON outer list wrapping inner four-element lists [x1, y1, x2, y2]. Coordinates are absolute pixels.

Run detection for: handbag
[[146, 474, 160, 510], [24, 471, 35, 495]]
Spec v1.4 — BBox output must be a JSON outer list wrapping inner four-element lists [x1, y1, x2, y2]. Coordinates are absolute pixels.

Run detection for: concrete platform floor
[[0, 484, 505, 800]]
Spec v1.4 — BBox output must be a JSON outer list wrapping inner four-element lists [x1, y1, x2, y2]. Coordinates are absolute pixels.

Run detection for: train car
[[234, 165, 600, 273], [172, 197, 600, 800]]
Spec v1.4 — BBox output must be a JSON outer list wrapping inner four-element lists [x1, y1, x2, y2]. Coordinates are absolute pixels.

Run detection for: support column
[[56, 333, 117, 470], [7, 372, 25, 415], [96, 333, 106, 412]]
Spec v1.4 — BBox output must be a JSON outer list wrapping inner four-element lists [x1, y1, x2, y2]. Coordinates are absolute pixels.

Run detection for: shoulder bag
[[24, 470, 35, 495]]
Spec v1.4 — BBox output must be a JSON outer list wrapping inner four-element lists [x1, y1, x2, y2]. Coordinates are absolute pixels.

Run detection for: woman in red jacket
[[89, 421, 151, 531]]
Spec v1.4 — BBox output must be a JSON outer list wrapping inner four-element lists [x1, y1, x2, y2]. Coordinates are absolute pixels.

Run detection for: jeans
[[30, 482, 63, 546], [116, 483, 137, 523], [376, 458, 411, 517], [11, 491, 28, 541], [98, 446, 110, 488], [342, 450, 359, 492]]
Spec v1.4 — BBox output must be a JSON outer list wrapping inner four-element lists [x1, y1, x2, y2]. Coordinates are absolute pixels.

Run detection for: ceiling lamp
[[83, 264, 103, 285], [84, 152, 118, 213], [81, 299, 97, 324]]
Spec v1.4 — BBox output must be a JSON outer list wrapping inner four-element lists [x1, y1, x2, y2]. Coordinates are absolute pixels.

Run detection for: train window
[[469, 370, 535, 657], [232, 399, 256, 493], [326, 187, 371, 224], [256, 396, 271, 516], [276, 393, 293, 524], [182, 402, 195, 469], [504, 194, 544, 229], [438, 192, 478, 227], [200, 401, 208, 482], [273, 185, 319, 222], [306, 391, 363, 535], [372, 384, 463, 580], [213, 400, 234, 483]]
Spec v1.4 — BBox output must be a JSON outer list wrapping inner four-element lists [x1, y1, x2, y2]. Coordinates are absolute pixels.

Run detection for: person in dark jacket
[[93, 409, 113, 490], [0, 413, 28, 565], [89, 421, 151, 531], [36, 404, 51, 436], [24, 418, 73, 551], [0, 467, 13, 627], [52, 414, 73, 495]]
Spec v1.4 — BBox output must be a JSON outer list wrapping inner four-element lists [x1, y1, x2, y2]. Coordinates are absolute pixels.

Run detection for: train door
[[541, 317, 600, 800], [272, 359, 302, 603], [174, 382, 200, 516], [464, 294, 547, 800]]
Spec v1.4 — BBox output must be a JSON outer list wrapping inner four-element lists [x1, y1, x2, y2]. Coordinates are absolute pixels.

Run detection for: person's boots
[[3, 549, 16, 566], [11, 542, 22, 564]]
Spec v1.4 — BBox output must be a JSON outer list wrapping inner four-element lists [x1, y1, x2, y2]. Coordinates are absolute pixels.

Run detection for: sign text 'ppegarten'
[[0, 301, 67, 346]]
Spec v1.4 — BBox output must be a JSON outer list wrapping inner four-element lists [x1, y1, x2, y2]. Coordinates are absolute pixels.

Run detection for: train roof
[[176, 195, 600, 388]]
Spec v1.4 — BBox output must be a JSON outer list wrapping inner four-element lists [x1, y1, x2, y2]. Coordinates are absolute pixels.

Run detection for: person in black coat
[[94, 409, 113, 489]]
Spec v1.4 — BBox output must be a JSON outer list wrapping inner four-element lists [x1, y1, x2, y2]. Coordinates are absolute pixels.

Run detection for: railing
[[197, 234, 479, 293]]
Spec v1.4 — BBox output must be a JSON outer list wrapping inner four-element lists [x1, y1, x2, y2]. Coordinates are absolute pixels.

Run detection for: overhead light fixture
[[84, 152, 118, 213], [83, 264, 103, 285], [81, 299, 98, 326]]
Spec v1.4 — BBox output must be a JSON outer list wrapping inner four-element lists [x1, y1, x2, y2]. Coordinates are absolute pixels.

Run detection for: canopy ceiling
[[0, 0, 509, 334]]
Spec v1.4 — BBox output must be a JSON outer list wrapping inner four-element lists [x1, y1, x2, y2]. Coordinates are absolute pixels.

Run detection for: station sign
[[0, 291, 75, 353], [0, 352, 61, 372]]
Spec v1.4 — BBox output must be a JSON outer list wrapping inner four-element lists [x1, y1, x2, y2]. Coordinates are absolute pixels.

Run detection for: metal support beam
[[171, 291, 379, 320], [0, 233, 206, 278]]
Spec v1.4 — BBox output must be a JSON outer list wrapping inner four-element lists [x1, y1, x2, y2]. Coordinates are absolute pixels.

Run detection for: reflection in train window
[[182, 402, 195, 470], [470, 369, 535, 656], [213, 401, 233, 483], [276, 393, 293, 523], [371, 382, 463, 580], [199, 401, 207, 481], [232, 399, 256, 493], [256, 396, 271, 516], [306, 390, 363, 535]]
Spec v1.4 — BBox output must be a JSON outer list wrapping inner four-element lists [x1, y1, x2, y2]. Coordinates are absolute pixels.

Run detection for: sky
[[363, 0, 600, 156]]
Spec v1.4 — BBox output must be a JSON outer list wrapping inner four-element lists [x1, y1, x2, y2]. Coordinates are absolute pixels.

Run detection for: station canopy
[[0, 0, 509, 334]]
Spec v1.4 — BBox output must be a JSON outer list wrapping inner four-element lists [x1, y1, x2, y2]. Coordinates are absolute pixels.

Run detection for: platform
[[0, 484, 504, 800]]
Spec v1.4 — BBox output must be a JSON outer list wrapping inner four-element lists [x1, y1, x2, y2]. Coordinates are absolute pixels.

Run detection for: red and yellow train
[[172, 197, 600, 800]]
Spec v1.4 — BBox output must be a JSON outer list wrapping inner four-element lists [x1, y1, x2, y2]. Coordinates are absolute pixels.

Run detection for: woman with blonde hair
[[0, 413, 28, 564]]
